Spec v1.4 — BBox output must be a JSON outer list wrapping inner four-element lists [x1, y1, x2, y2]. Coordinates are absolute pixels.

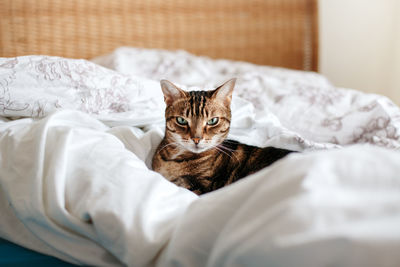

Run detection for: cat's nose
[[192, 137, 200, 145]]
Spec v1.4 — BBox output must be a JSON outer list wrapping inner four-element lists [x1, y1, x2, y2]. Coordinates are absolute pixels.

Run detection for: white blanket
[[1, 48, 400, 266]]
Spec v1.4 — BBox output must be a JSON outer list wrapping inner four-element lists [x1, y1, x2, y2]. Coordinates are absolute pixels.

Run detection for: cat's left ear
[[212, 78, 236, 105], [160, 80, 187, 105]]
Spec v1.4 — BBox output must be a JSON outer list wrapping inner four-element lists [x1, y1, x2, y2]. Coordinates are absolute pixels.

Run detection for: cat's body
[[153, 138, 292, 195], [152, 79, 294, 195]]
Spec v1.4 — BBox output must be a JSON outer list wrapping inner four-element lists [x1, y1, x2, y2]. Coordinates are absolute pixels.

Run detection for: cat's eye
[[207, 117, 219, 125], [176, 116, 188, 125]]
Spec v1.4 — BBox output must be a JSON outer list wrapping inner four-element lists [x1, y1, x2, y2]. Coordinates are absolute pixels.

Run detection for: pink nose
[[192, 138, 200, 144]]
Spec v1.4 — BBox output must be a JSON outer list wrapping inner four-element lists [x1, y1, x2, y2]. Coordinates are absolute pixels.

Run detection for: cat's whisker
[[212, 146, 231, 159], [212, 145, 239, 162], [217, 144, 234, 152], [217, 144, 240, 162], [158, 141, 181, 153]]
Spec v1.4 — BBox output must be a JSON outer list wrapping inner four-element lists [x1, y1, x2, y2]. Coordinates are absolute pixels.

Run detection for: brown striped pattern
[[152, 82, 294, 195], [155, 139, 292, 194]]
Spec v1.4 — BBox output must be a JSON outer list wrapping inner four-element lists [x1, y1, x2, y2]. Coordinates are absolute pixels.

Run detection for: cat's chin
[[186, 145, 211, 154]]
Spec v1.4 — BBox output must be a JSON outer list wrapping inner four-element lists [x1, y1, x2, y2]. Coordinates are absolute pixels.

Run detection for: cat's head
[[160, 78, 236, 153]]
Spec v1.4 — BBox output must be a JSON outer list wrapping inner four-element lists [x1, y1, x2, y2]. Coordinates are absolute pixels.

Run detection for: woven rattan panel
[[0, 0, 318, 71]]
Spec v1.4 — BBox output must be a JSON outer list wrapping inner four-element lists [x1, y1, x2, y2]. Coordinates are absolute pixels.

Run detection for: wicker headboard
[[0, 0, 318, 71]]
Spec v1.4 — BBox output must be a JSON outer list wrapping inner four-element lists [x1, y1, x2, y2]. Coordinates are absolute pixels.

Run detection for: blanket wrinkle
[[0, 48, 400, 266]]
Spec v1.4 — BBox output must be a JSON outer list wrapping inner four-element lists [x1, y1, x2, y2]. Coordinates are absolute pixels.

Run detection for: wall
[[392, 5, 400, 104], [319, 0, 400, 105]]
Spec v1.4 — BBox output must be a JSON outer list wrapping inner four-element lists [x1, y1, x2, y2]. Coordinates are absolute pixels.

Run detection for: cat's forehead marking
[[188, 90, 211, 117], [169, 89, 227, 120]]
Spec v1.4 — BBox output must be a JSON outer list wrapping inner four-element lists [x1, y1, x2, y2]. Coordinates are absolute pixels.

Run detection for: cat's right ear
[[160, 80, 187, 105]]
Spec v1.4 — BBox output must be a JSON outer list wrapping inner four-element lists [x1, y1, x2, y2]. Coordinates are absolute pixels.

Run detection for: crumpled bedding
[[0, 48, 400, 266], [94, 47, 400, 148]]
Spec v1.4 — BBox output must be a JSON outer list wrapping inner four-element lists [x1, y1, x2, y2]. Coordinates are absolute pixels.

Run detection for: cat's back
[[218, 140, 294, 180], [152, 139, 294, 194]]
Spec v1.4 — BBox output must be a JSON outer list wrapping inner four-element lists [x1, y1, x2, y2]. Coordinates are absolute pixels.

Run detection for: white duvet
[[1, 48, 400, 266]]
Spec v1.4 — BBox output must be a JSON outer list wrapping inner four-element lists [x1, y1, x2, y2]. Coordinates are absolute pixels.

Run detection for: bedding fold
[[0, 49, 400, 266], [0, 110, 197, 266], [1, 109, 399, 266], [157, 145, 400, 267]]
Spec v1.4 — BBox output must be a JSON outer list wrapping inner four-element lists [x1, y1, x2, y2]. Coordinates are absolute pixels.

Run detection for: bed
[[1, 1, 400, 266]]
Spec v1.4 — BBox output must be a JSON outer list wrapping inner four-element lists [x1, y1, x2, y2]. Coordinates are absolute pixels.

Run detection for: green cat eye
[[207, 117, 219, 125], [176, 116, 188, 125]]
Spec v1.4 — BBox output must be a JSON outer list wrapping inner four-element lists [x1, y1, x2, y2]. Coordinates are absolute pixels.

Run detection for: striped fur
[[152, 79, 294, 195]]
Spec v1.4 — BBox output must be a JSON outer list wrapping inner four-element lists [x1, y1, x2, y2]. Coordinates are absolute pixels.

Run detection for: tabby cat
[[152, 78, 294, 195]]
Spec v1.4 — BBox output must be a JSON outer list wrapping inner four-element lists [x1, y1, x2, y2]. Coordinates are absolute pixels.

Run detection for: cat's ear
[[212, 78, 236, 105], [160, 80, 187, 105]]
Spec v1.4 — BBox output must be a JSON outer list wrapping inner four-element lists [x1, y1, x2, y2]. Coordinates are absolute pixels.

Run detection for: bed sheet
[[0, 49, 399, 266]]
